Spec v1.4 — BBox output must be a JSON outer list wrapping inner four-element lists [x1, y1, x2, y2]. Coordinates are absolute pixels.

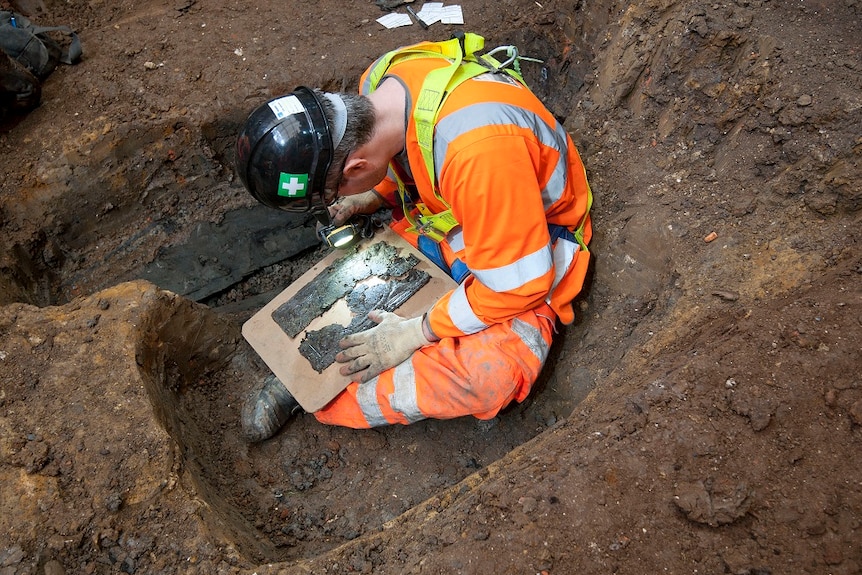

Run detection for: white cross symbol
[[281, 176, 306, 197]]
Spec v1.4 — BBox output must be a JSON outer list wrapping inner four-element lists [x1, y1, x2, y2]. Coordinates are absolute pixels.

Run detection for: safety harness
[[366, 31, 592, 278], [365, 32, 536, 241]]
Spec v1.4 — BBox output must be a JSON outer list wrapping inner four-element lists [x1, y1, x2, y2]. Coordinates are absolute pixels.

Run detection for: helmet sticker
[[268, 95, 304, 120], [278, 172, 309, 198]]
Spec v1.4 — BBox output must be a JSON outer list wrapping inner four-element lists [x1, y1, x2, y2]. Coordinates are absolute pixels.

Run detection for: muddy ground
[[1, 0, 861, 573]]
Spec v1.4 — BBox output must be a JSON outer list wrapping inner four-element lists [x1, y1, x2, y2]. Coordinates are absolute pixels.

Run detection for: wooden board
[[242, 227, 456, 412]]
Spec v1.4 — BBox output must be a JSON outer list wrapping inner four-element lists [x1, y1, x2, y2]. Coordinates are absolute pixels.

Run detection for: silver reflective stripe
[[448, 282, 488, 334], [472, 243, 553, 292], [542, 145, 568, 209], [434, 102, 570, 208], [446, 227, 465, 252], [357, 378, 388, 427], [550, 236, 579, 292], [388, 361, 425, 424], [512, 317, 549, 363]]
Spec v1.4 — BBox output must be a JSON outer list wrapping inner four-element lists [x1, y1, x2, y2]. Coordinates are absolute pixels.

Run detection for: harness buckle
[[482, 45, 519, 72]]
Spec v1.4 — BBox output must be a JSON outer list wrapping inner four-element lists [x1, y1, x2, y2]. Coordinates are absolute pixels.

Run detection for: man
[[235, 34, 593, 440]]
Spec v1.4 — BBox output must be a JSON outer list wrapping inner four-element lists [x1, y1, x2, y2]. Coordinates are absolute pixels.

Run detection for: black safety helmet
[[235, 87, 335, 213]]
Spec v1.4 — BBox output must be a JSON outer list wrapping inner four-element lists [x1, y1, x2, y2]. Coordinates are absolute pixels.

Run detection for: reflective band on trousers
[[387, 361, 424, 424], [354, 375, 388, 427], [511, 316, 548, 363]]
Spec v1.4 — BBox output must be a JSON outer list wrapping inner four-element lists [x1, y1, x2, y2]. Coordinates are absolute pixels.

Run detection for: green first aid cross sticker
[[277, 172, 309, 198]]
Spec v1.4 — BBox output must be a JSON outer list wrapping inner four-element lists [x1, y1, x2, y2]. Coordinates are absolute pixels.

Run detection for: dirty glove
[[328, 190, 385, 226], [335, 310, 431, 383]]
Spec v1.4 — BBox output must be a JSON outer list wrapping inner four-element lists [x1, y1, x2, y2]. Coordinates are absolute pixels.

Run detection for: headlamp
[[315, 212, 378, 249], [318, 221, 361, 249]]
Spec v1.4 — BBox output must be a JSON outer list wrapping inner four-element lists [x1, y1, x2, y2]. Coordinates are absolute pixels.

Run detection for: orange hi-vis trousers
[[313, 302, 555, 428], [313, 224, 556, 429]]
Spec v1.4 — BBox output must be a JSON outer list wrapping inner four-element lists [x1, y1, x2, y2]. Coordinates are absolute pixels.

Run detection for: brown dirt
[[1, 0, 861, 574]]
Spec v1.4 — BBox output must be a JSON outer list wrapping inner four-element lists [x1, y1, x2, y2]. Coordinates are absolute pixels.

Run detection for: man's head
[[235, 87, 375, 214]]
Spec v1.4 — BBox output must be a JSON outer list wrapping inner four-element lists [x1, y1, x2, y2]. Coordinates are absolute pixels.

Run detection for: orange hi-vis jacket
[[359, 55, 593, 339]]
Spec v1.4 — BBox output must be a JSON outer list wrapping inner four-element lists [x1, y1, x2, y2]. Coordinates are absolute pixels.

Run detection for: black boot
[[241, 374, 303, 442]]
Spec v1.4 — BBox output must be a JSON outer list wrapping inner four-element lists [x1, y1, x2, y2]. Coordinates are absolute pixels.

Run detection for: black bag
[[0, 11, 82, 117], [0, 10, 82, 80], [0, 50, 41, 116]]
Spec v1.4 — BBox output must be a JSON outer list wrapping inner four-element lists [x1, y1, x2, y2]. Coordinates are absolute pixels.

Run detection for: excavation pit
[[4, 0, 859, 572], [0, 15, 599, 563], [0, 103, 593, 567]]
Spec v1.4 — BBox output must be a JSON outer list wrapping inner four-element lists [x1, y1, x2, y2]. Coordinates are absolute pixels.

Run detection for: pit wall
[[0, 281, 254, 571], [130, 283, 283, 561]]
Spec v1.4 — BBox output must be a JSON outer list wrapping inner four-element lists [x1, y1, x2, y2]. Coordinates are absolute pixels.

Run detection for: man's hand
[[335, 310, 430, 383], [329, 190, 385, 226]]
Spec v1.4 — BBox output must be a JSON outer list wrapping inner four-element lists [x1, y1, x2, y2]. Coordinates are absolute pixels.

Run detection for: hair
[[313, 89, 376, 189]]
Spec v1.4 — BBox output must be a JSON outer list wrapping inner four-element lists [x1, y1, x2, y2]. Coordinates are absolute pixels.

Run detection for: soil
[[1, 0, 861, 574]]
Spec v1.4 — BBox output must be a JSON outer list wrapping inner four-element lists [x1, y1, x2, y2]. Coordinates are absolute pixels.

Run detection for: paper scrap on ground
[[440, 5, 463, 24], [378, 3, 463, 28], [377, 12, 412, 28], [416, 2, 443, 24]]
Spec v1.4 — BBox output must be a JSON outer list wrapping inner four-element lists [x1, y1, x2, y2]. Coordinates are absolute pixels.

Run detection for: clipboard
[[242, 226, 456, 412]]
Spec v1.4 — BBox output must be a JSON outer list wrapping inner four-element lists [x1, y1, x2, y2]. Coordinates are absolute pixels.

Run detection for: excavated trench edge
[[131, 289, 282, 560]]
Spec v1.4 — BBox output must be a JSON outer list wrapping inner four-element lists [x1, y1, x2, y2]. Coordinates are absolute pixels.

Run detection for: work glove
[[336, 310, 431, 383], [328, 190, 385, 226]]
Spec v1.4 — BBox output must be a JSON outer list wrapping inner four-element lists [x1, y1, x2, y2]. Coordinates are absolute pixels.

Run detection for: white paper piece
[[417, 2, 444, 24], [441, 5, 464, 24], [377, 12, 413, 28]]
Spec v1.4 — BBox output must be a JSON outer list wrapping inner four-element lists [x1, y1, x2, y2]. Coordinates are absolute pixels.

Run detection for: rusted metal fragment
[[271, 241, 420, 337], [299, 268, 430, 372]]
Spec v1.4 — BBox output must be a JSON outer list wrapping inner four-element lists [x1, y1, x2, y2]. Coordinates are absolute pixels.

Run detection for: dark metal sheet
[[297, 268, 430, 372], [271, 241, 421, 338]]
